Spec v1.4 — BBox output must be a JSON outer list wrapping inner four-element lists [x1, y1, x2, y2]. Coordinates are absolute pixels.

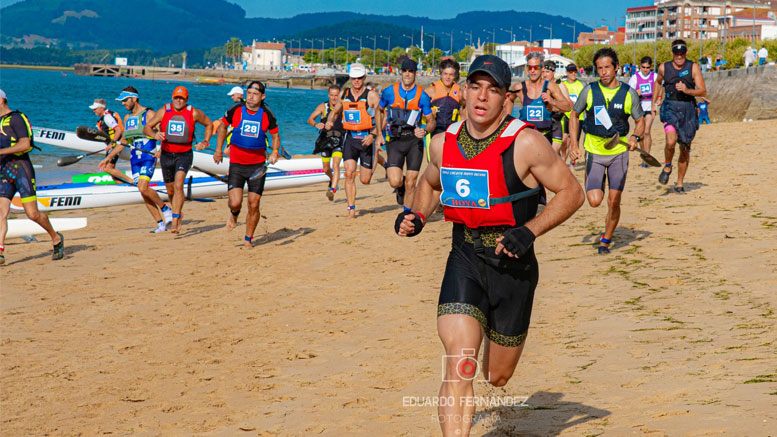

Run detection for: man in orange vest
[[378, 58, 436, 210], [425, 58, 462, 138]]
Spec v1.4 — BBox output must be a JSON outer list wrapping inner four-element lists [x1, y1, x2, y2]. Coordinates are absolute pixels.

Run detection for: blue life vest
[[518, 80, 552, 130], [229, 105, 267, 150]]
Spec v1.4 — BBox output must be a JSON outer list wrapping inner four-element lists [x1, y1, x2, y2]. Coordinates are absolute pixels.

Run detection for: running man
[[508, 52, 572, 145], [90, 98, 131, 184], [540, 60, 572, 154], [568, 48, 646, 255], [395, 55, 584, 436], [0, 89, 65, 263], [325, 63, 383, 218], [144, 86, 213, 233], [560, 63, 585, 165], [425, 58, 462, 137], [628, 56, 657, 165], [307, 84, 344, 201], [101, 86, 172, 233], [652, 39, 707, 193], [214, 81, 279, 247], [378, 58, 436, 209]]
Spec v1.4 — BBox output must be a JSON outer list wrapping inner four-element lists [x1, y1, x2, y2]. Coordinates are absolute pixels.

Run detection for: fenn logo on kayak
[[43, 196, 83, 208], [33, 129, 66, 141]]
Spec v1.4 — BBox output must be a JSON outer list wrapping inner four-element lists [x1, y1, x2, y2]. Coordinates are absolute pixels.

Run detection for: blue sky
[[232, 0, 654, 29]]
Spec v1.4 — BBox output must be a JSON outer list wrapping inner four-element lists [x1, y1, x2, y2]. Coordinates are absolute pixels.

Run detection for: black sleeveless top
[[663, 60, 696, 102]]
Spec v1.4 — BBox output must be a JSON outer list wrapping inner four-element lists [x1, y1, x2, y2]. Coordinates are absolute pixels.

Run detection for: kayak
[[32, 126, 322, 175], [10, 165, 335, 211], [6, 217, 88, 238]]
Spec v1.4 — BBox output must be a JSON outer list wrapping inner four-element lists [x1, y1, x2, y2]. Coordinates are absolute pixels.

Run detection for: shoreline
[[0, 64, 75, 71]]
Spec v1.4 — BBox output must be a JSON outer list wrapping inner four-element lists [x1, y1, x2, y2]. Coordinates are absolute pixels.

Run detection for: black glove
[[499, 226, 536, 257], [394, 211, 425, 237]]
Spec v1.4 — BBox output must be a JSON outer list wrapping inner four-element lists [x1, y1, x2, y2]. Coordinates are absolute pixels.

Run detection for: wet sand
[[1, 119, 776, 435]]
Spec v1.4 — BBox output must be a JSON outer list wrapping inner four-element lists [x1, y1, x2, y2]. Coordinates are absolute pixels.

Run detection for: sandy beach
[[1, 118, 776, 435]]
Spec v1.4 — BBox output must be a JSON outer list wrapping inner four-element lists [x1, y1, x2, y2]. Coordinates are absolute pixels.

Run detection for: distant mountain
[[0, 0, 590, 52]]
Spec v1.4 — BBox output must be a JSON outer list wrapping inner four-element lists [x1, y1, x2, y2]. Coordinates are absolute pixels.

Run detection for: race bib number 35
[[167, 121, 185, 136], [440, 167, 490, 209]]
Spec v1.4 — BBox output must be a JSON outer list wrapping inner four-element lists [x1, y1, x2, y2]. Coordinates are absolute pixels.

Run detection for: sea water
[[0, 68, 328, 183]]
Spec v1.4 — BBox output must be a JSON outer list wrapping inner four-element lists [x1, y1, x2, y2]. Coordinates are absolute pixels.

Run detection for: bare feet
[[226, 213, 237, 231]]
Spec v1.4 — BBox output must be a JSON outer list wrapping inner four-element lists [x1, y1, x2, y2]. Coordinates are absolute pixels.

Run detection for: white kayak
[[10, 163, 334, 211], [6, 217, 88, 238], [32, 126, 321, 175]]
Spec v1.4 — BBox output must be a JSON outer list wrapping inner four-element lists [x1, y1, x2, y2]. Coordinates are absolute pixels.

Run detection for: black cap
[[566, 63, 578, 71], [400, 58, 418, 71], [467, 55, 511, 90]]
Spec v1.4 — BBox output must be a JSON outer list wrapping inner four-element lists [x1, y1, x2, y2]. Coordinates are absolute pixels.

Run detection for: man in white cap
[[325, 63, 383, 218], [228, 86, 245, 104], [90, 98, 130, 183], [1, 89, 66, 263]]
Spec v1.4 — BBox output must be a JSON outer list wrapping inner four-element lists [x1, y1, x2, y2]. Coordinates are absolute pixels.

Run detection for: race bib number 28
[[241, 120, 261, 138], [440, 167, 490, 209]]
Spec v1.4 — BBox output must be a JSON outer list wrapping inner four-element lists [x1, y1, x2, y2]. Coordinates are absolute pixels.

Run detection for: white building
[[495, 41, 528, 66], [242, 41, 286, 71]]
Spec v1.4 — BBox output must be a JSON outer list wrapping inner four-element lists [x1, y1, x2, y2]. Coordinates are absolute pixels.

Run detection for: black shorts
[[562, 116, 583, 142], [106, 150, 119, 165], [0, 158, 37, 203], [540, 118, 563, 146], [438, 230, 539, 347], [227, 162, 267, 195], [342, 135, 373, 170], [160, 150, 193, 183], [387, 136, 424, 172]]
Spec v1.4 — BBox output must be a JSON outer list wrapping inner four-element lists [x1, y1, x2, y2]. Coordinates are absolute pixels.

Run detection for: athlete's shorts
[[105, 150, 119, 165], [585, 151, 629, 192], [387, 136, 424, 171], [538, 126, 562, 146], [640, 99, 653, 113], [0, 158, 37, 203], [160, 150, 193, 183], [660, 99, 699, 145], [130, 152, 156, 183], [438, 231, 539, 347], [342, 134, 373, 170], [227, 162, 266, 195], [561, 116, 583, 142], [321, 147, 343, 163]]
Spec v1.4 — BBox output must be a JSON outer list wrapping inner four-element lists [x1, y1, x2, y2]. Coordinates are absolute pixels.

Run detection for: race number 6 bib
[[440, 167, 490, 209], [167, 120, 185, 136], [240, 120, 261, 138], [526, 105, 544, 122], [344, 109, 361, 124], [639, 83, 652, 95]]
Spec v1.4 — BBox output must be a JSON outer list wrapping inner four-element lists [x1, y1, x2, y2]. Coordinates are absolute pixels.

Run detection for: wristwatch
[[631, 134, 641, 142]]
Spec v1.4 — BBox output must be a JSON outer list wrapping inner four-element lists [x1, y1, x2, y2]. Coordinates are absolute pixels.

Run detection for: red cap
[[172, 86, 189, 99]]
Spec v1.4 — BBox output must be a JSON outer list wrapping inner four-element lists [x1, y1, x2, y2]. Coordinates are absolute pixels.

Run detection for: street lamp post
[[460, 30, 473, 47], [365, 35, 377, 72], [561, 22, 576, 53], [380, 35, 390, 70], [519, 25, 533, 44], [320, 39, 325, 64], [500, 27, 514, 43], [339, 37, 350, 64], [327, 38, 337, 66], [540, 24, 552, 40], [483, 28, 496, 48], [303, 38, 315, 64], [403, 33, 414, 48], [440, 31, 453, 56]]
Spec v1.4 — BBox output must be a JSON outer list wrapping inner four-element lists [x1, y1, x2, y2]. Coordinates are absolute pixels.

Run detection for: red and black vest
[[440, 118, 541, 229], [160, 103, 195, 153]]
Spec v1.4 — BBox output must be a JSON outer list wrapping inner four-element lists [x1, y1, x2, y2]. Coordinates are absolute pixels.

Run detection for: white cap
[[0, 89, 6, 100], [227, 86, 244, 96], [349, 63, 366, 78], [88, 98, 106, 110]]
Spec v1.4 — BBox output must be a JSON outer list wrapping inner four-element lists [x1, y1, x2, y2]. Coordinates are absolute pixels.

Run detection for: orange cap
[[172, 86, 189, 99]]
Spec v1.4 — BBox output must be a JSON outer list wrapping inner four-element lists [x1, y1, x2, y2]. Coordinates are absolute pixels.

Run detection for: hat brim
[[467, 69, 509, 90], [88, 104, 104, 109]]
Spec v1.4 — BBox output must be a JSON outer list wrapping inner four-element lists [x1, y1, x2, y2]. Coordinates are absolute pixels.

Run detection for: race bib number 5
[[440, 167, 490, 209], [167, 120, 185, 136], [344, 109, 361, 124]]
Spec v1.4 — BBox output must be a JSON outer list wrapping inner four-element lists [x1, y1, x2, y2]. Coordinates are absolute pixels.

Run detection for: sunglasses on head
[[672, 45, 687, 54], [527, 65, 542, 71]]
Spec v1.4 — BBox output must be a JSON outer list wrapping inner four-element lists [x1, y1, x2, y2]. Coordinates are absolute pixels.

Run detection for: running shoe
[[151, 224, 167, 233], [162, 205, 173, 224], [597, 245, 610, 255], [326, 188, 335, 201], [658, 168, 672, 185], [0, 252, 5, 265], [673, 186, 685, 193], [52, 233, 64, 260]]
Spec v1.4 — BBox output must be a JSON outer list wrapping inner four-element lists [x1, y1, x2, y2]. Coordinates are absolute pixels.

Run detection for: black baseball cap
[[566, 63, 578, 71], [467, 55, 511, 90], [400, 58, 418, 71]]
